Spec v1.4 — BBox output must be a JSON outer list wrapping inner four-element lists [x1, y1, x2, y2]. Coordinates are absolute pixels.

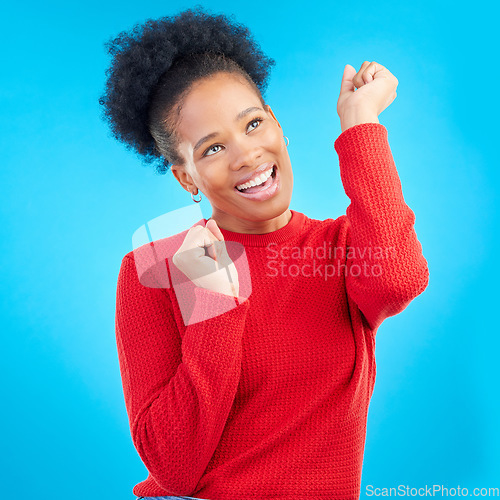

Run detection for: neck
[[210, 209, 292, 234]]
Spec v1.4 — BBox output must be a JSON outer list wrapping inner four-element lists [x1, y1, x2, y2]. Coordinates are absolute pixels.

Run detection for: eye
[[202, 117, 264, 158], [203, 144, 223, 157], [247, 117, 263, 132]]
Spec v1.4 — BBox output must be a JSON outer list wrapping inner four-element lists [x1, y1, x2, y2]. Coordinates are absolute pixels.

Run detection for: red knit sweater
[[114, 123, 429, 500]]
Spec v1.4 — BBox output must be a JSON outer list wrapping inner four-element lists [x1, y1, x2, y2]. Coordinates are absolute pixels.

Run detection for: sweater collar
[[203, 209, 306, 247]]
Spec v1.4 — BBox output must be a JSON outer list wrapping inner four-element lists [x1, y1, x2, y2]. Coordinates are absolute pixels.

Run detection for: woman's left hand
[[337, 61, 399, 132]]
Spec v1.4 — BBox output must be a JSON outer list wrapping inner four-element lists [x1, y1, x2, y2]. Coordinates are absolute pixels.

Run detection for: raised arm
[[334, 123, 429, 331], [334, 62, 428, 331], [115, 254, 250, 495]]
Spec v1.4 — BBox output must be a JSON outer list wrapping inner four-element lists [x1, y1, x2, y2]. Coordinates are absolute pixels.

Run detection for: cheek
[[273, 132, 284, 150], [202, 168, 230, 192], [261, 125, 283, 151]]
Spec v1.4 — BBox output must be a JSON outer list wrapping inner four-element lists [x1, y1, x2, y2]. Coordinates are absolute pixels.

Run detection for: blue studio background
[[1, 0, 498, 498]]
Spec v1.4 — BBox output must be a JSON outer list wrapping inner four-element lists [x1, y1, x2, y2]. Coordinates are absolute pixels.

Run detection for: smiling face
[[169, 71, 293, 233]]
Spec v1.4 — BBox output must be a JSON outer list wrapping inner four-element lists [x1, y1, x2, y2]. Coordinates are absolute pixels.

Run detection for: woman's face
[[170, 72, 293, 233]]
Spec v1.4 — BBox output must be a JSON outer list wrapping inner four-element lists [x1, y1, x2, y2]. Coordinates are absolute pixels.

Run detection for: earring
[[283, 136, 289, 147], [191, 190, 202, 203]]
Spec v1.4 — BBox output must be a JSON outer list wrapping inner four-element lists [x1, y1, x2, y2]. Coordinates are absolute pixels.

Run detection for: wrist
[[340, 110, 379, 133]]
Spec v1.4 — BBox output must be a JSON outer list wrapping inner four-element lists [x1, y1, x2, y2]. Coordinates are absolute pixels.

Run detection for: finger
[[363, 62, 385, 84], [204, 232, 231, 271], [205, 219, 231, 266], [353, 61, 371, 88], [173, 226, 220, 273], [201, 229, 220, 261], [189, 224, 218, 248], [185, 226, 218, 260], [212, 240, 233, 269], [339, 64, 357, 96], [206, 218, 224, 240], [206, 242, 218, 262], [203, 221, 234, 269]]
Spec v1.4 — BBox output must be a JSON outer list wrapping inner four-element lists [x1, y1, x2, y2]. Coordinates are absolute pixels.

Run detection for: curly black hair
[[99, 5, 276, 175]]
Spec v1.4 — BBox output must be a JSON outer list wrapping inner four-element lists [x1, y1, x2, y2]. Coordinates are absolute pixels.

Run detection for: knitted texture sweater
[[114, 123, 429, 500]]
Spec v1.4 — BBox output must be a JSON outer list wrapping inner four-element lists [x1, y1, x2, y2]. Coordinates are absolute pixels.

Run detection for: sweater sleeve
[[115, 254, 250, 496], [334, 123, 429, 331]]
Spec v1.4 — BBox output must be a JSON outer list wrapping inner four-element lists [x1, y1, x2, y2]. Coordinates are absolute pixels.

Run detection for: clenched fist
[[337, 61, 398, 132], [172, 219, 239, 298]]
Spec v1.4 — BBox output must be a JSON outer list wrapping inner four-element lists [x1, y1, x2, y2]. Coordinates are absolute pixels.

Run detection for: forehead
[[176, 73, 262, 141]]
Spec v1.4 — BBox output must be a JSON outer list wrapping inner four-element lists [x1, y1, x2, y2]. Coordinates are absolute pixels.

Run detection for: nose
[[229, 136, 263, 171]]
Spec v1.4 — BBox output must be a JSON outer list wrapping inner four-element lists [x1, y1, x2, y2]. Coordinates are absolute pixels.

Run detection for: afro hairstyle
[[98, 5, 276, 175]]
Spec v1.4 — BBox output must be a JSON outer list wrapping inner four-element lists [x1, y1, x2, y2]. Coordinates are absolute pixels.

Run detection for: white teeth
[[236, 166, 273, 191]]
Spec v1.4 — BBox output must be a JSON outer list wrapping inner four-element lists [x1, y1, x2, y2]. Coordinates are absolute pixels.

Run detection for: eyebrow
[[193, 106, 264, 154]]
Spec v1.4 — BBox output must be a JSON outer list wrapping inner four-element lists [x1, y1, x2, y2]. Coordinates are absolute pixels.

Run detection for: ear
[[265, 104, 282, 130], [170, 164, 197, 194]]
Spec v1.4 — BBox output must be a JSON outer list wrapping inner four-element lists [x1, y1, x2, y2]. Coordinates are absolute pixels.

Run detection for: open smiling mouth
[[234, 165, 279, 201]]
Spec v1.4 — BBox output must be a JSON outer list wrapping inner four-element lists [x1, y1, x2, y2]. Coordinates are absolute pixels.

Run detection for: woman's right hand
[[172, 219, 239, 297]]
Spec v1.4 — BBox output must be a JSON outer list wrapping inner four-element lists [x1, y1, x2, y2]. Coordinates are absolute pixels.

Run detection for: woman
[[101, 7, 429, 500]]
